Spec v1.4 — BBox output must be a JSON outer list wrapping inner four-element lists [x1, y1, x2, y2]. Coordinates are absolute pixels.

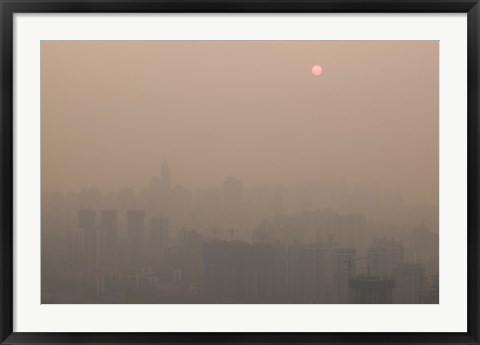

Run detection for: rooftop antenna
[[230, 229, 239, 241], [211, 228, 217, 240]]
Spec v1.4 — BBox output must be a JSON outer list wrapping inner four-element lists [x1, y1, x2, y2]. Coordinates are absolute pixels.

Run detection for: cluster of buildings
[[41, 162, 438, 304], [41, 206, 438, 304]]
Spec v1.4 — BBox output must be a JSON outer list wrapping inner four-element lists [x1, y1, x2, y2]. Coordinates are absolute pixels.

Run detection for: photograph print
[[41, 40, 439, 304]]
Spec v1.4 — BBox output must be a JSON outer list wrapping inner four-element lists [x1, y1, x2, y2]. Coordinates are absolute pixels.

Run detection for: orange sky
[[41, 41, 438, 206]]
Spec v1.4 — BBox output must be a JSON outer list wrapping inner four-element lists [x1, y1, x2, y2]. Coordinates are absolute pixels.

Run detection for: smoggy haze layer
[[41, 41, 438, 206]]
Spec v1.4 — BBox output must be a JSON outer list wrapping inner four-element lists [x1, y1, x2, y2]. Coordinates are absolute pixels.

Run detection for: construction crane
[[210, 228, 238, 241], [229, 229, 239, 241], [210, 228, 221, 240]]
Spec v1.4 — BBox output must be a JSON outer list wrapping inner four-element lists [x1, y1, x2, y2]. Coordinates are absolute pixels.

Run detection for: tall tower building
[[100, 209, 117, 267], [151, 217, 169, 247], [370, 238, 405, 276], [67, 227, 87, 273], [78, 209, 96, 229], [393, 263, 424, 303], [149, 217, 169, 274], [127, 210, 146, 267], [161, 160, 171, 191], [77, 209, 97, 275], [334, 248, 356, 303], [176, 229, 204, 284], [367, 245, 390, 277]]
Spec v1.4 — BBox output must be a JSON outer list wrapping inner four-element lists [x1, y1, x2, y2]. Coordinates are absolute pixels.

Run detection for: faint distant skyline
[[41, 41, 438, 207]]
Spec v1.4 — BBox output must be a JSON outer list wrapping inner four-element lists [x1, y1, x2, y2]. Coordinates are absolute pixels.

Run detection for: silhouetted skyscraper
[[393, 263, 424, 303], [175, 229, 203, 284], [161, 160, 171, 191], [368, 245, 389, 277], [421, 274, 439, 304], [335, 248, 356, 303], [171, 185, 192, 225], [78, 209, 96, 229], [67, 227, 87, 272], [127, 210, 146, 267], [100, 209, 117, 267], [77, 209, 97, 273], [149, 217, 169, 275], [370, 238, 405, 276], [151, 217, 169, 247]]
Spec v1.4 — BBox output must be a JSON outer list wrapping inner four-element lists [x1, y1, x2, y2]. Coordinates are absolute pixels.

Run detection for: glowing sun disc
[[312, 65, 323, 76]]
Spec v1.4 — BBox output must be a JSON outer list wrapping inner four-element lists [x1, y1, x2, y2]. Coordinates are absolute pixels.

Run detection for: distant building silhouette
[[370, 238, 404, 276], [350, 275, 395, 303], [203, 240, 329, 303], [421, 274, 439, 304], [335, 213, 368, 252], [127, 210, 146, 267], [161, 160, 171, 191], [149, 217, 169, 275], [171, 185, 192, 224], [67, 227, 87, 274], [40, 169, 438, 304], [368, 245, 390, 277], [253, 220, 275, 244], [334, 248, 356, 303], [393, 263, 424, 303], [77, 209, 97, 273], [100, 209, 117, 267], [151, 217, 169, 247], [172, 229, 203, 284], [78, 209, 96, 229]]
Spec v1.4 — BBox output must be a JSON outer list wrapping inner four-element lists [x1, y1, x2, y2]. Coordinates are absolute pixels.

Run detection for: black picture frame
[[1, 0, 479, 344]]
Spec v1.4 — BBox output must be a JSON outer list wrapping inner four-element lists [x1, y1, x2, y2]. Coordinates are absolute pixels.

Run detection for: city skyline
[[42, 159, 439, 232], [42, 159, 439, 304]]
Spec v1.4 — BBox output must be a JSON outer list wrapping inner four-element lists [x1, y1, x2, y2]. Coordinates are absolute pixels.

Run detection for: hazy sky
[[41, 41, 438, 206]]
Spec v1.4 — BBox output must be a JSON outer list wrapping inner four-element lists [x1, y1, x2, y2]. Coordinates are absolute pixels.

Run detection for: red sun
[[312, 65, 323, 76]]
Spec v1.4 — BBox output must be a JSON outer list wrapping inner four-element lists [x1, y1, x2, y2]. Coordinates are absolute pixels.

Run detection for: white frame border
[[14, 13, 467, 332]]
